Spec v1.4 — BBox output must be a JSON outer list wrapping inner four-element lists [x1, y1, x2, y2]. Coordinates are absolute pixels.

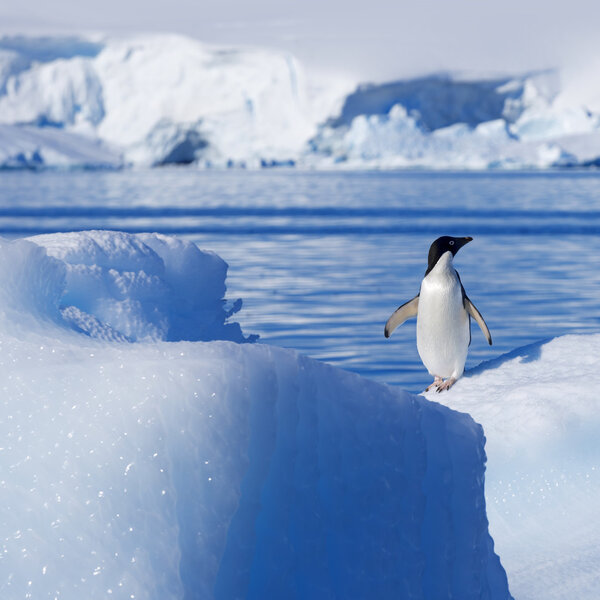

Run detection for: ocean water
[[2, 168, 600, 392]]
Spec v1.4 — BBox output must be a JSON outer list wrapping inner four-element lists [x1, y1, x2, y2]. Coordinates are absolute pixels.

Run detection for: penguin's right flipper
[[465, 297, 492, 345], [384, 295, 419, 338]]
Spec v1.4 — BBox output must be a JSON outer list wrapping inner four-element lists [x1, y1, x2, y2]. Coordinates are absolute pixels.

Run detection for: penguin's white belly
[[416, 271, 470, 379]]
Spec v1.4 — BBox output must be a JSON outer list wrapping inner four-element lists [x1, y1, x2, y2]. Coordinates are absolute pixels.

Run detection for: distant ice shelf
[[1, 33, 600, 170]]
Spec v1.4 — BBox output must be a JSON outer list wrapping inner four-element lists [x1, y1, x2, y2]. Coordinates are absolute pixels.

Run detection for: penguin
[[384, 236, 492, 392]]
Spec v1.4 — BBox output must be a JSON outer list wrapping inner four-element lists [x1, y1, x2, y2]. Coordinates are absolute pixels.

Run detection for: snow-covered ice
[[27, 231, 251, 343], [428, 335, 600, 599], [1, 34, 600, 169], [0, 231, 511, 599], [0, 124, 122, 170]]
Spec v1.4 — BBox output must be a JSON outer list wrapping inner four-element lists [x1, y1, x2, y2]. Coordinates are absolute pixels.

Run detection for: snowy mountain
[[1, 33, 600, 169], [0, 231, 512, 599]]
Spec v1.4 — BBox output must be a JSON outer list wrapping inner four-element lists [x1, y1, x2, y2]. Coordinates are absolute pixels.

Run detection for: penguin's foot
[[436, 377, 457, 393], [425, 376, 443, 392]]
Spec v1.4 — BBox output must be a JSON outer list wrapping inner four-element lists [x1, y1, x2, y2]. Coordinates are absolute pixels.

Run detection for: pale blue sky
[[1, 0, 598, 81]]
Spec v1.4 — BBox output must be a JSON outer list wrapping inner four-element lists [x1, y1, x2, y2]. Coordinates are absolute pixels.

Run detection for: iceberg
[[309, 71, 600, 169], [0, 231, 511, 599], [0, 34, 352, 169], [2, 34, 600, 169], [428, 335, 600, 599]]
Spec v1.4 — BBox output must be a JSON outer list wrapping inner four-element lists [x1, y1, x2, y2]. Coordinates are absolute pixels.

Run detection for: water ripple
[[1, 206, 600, 236]]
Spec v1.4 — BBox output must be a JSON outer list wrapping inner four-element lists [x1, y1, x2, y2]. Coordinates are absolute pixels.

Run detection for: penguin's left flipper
[[384, 295, 419, 338], [464, 297, 492, 345]]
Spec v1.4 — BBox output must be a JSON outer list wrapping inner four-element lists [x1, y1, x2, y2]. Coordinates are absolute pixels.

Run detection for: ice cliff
[[1, 33, 600, 169], [0, 231, 511, 599]]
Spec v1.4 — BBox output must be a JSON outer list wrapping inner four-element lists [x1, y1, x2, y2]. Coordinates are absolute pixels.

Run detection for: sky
[[2, 0, 600, 82]]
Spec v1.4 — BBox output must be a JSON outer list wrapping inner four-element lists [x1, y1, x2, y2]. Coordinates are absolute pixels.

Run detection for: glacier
[[0, 231, 512, 599], [1, 33, 600, 169]]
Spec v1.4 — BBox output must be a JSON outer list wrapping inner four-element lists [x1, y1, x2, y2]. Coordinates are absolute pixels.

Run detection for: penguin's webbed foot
[[436, 377, 457, 393], [425, 377, 443, 392]]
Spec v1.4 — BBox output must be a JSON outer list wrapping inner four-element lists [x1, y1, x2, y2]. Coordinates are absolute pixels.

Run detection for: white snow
[[1, 34, 600, 169], [0, 231, 511, 599], [427, 335, 600, 600]]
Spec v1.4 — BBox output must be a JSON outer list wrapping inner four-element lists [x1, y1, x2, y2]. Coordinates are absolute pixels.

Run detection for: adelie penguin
[[384, 236, 492, 392]]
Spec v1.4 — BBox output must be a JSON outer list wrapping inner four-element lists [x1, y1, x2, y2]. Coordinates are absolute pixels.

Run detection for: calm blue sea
[[2, 168, 600, 392]]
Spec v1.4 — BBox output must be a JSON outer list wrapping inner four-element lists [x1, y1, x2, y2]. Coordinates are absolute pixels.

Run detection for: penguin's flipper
[[465, 297, 492, 345], [384, 295, 419, 338]]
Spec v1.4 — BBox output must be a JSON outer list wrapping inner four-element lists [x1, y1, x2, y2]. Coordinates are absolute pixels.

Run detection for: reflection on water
[[2, 168, 600, 392]]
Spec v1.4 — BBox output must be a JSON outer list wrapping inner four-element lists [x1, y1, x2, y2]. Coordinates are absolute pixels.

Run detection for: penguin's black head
[[426, 236, 473, 275]]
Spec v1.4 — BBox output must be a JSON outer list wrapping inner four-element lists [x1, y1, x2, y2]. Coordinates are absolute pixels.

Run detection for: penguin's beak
[[456, 236, 473, 250]]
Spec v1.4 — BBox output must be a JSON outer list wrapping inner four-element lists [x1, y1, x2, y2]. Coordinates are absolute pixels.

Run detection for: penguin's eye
[[449, 240, 455, 246]]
